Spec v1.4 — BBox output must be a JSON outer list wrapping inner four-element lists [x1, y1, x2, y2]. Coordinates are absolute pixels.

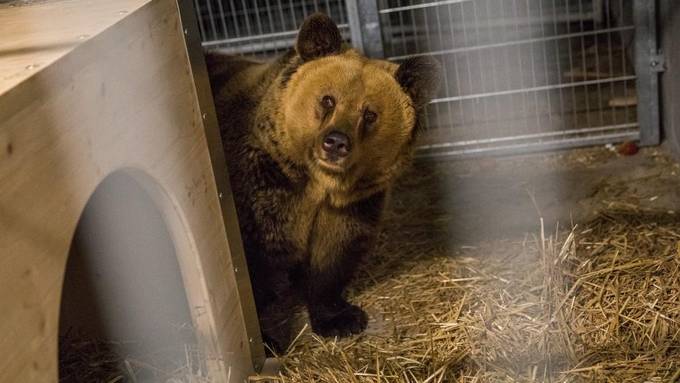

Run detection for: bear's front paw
[[310, 303, 368, 338]]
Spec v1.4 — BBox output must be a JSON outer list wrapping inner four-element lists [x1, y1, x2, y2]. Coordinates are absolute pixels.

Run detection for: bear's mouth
[[311, 149, 348, 175], [318, 158, 346, 174]]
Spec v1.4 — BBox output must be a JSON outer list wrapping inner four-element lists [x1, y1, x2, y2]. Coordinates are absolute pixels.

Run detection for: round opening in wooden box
[[58, 172, 203, 382]]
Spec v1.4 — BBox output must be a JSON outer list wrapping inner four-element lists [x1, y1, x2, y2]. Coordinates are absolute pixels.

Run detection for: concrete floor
[[391, 144, 680, 246]]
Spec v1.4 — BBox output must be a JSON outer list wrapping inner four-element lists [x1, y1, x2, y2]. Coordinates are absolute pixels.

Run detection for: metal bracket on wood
[[345, 0, 385, 58]]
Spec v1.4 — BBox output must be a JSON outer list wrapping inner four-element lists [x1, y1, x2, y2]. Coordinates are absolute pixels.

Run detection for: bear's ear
[[395, 56, 441, 109], [296, 13, 342, 62]]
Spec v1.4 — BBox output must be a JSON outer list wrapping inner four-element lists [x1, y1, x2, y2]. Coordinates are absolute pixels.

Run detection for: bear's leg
[[305, 240, 369, 338], [257, 294, 299, 354], [251, 265, 300, 354]]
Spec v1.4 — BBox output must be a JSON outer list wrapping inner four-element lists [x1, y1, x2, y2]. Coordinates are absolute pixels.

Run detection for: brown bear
[[206, 13, 440, 352]]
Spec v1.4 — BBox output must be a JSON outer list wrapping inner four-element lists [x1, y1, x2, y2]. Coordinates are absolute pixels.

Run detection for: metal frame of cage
[[195, 0, 661, 158]]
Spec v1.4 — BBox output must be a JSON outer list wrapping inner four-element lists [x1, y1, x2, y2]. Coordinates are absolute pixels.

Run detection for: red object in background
[[618, 141, 639, 156]]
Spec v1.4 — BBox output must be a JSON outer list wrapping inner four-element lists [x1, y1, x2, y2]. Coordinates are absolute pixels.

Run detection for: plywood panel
[[0, 0, 262, 381]]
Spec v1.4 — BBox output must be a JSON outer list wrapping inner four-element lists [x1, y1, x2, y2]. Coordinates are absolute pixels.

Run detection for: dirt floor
[[268, 145, 680, 382]]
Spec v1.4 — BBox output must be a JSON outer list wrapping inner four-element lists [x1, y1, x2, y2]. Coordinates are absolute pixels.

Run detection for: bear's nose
[[322, 131, 351, 157]]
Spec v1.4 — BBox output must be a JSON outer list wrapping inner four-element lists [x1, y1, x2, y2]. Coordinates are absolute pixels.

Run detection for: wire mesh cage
[[195, 0, 350, 57], [194, 0, 657, 158], [378, 0, 638, 156]]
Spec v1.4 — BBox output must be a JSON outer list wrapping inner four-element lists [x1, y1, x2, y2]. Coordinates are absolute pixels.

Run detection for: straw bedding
[[267, 206, 680, 383], [256, 149, 680, 383], [59, 149, 680, 382], [58, 333, 208, 383], [61, 205, 680, 382]]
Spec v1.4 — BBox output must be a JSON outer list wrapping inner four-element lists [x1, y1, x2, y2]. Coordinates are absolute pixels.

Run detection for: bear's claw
[[311, 303, 368, 338]]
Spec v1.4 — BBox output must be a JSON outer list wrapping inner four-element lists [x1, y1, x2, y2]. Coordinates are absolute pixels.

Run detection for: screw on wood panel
[[234, 267, 239, 273], [184, 28, 189, 35], [249, 337, 254, 343], [202, 112, 207, 120], [218, 192, 223, 199]]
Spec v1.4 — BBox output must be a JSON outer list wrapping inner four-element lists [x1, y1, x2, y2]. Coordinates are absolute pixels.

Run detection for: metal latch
[[650, 53, 666, 73]]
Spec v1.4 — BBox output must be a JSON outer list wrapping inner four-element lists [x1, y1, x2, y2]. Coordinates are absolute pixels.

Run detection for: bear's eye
[[363, 110, 377, 124], [321, 95, 335, 110]]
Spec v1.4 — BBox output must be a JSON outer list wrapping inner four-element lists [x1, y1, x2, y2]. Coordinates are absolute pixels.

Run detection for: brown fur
[[206, 13, 440, 352]]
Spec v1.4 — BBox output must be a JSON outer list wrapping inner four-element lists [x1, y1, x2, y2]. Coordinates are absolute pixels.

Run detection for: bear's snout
[[322, 131, 351, 159]]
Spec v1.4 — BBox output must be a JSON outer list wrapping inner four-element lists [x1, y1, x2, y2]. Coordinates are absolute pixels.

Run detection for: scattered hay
[[561, 210, 680, 381], [57, 216, 680, 381], [58, 331, 209, 383], [264, 208, 680, 382], [58, 148, 680, 382], [59, 330, 126, 383]]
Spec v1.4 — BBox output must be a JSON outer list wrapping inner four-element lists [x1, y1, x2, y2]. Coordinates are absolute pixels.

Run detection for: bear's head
[[275, 13, 440, 201]]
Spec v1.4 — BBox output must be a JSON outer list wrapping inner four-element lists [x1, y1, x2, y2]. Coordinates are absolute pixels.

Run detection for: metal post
[[635, 0, 662, 145], [345, 0, 385, 58]]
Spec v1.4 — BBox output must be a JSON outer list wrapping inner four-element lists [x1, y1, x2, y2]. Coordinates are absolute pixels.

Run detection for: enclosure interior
[[196, 0, 643, 156], [194, 0, 680, 381]]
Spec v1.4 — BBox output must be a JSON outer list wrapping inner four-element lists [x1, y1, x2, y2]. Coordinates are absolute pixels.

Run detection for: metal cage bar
[[634, 0, 662, 146], [345, 0, 385, 58]]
